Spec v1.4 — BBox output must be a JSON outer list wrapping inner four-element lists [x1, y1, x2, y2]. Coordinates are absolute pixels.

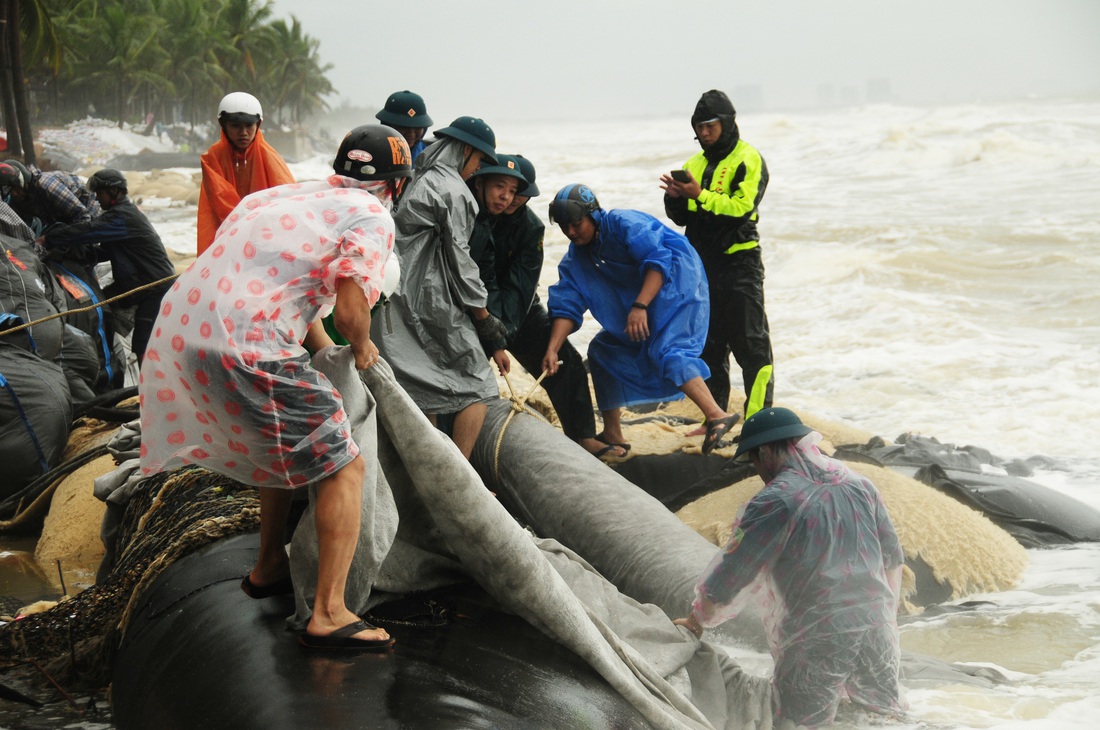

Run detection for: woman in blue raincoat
[[541, 184, 739, 455]]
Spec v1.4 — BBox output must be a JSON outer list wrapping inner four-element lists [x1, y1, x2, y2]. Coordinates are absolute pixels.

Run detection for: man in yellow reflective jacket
[[661, 89, 774, 419]]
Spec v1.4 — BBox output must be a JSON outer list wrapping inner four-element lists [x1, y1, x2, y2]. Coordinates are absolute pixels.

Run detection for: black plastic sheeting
[[1, 233, 66, 360], [111, 534, 652, 730], [610, 453, 754, 513], [914, 464, 1100, 547], [0, 343, 72, 500], [42, 254, 124, 392], [835, 434, 1100, 547]]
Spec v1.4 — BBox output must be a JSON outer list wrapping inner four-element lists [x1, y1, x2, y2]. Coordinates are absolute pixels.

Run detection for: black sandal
[[702, 414, 741, 455]]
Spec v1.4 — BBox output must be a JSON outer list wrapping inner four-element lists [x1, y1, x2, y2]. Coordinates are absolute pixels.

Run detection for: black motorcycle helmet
[[87, 168, 129, 194], [548, 183, 600, 225], [333, 124, 413, 202], [0, 159, 29, 191]]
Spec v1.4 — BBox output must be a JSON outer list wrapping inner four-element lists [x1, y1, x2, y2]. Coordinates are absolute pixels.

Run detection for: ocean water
[[502, 98, 1100, 730], [4, 97, 1097, 728]]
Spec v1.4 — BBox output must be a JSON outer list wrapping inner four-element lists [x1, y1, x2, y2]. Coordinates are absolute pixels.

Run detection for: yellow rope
[[492, 363, 558, 483], [0, 272, 179, 337]]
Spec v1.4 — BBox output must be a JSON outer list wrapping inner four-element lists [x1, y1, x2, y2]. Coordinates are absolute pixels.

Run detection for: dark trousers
[[702, 247, 774, 415], [508, 303, 597, 441], [130, 284, 169, 365]]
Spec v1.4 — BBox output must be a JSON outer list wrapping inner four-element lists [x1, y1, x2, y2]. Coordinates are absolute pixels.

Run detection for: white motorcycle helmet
[[217, 92, 263, 125]]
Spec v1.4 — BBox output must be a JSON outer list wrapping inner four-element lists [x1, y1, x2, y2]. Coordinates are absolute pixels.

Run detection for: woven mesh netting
[[0, 466, 258, 686]]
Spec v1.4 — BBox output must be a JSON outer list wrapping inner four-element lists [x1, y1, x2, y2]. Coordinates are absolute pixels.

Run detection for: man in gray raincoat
[[372, 116, 510, 459]]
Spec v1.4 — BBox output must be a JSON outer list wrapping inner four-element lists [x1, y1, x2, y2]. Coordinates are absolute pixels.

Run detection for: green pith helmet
[[434, 116, 497, 164], [513, 154, 539, 197], [470, 153, 528, 186], [732, 407, 813, 461], [375, 90, 432, 129]]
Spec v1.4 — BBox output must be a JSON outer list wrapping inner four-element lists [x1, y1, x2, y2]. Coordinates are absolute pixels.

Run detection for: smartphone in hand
[[670, 169, 691, 183]]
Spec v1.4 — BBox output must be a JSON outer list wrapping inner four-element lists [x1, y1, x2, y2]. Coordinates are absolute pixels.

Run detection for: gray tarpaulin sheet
[[290, 348, 773, 730]]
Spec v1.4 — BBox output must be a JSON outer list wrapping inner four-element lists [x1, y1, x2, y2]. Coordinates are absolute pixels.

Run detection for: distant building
[[867, 78, 892, 103], [732, 84, 765, 112]]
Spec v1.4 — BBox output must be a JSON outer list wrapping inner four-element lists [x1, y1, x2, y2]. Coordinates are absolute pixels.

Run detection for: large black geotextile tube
[[111, 534, 652, 730], [471, 401, 723, 621]]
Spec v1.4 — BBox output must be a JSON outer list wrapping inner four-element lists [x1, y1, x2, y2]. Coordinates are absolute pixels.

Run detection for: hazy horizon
[[269, 0, 1100, 124]]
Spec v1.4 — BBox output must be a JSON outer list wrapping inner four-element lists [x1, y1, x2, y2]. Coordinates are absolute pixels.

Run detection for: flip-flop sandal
[[592, 443, 628, 462], [298, 620, 395, 651], [241, 574, 294, 599], [595, 433, 631, 452], [702, 414, 741, 455]]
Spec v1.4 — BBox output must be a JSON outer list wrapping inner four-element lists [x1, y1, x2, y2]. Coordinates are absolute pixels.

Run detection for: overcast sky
[[268, 0, 1100, 123]]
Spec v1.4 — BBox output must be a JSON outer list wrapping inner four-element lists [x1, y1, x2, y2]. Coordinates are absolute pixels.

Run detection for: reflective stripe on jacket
[[666, 139, 768, 265]]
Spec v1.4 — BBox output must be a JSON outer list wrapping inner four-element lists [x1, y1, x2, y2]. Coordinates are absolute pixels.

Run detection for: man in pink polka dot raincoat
[[139, 125, 413, 651]]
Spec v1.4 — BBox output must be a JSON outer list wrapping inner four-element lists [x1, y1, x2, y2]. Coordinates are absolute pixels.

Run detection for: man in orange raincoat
[[197, 92, 294, 255]]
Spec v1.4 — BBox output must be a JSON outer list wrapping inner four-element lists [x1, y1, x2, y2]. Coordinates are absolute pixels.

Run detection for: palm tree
[[72, 3, 172, 127], [4, 0, 338, 137], [155, 0, 232, 126], [214, 0, 276, 85], [263, 17, 334, 125], [1, 0, 58, 162]]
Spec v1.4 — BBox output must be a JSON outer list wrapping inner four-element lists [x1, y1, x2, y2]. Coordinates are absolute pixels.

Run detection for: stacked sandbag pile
[[1, 234, 73, 500]]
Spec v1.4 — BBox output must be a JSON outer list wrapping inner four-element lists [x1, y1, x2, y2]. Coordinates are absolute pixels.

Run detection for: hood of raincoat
[[414, 136, 472, 176], [329, 174, 397, 211], [691, 89, 740, 162]]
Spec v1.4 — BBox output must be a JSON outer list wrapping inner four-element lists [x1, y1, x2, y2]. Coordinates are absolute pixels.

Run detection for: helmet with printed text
[[333, 125, 413, 181]]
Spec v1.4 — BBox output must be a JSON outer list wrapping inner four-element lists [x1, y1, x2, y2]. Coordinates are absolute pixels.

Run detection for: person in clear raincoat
[[675, 407, 908, 727]]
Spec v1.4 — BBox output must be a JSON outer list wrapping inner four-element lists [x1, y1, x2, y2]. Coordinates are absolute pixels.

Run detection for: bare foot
[[685, 424, 706, 437]]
